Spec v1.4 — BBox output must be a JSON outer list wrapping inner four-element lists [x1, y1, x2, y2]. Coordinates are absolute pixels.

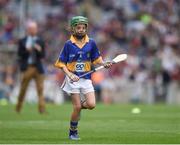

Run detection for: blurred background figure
[[0, 0, 179, 105], [15, 21, 46, 113]]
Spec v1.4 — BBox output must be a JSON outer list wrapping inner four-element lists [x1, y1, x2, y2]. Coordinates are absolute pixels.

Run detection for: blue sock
[[69, 121, 78, 136]]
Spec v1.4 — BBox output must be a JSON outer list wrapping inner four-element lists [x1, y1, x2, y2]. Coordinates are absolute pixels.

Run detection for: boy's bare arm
[[96, 56, 112, 68], [61, 65, 79, 82]]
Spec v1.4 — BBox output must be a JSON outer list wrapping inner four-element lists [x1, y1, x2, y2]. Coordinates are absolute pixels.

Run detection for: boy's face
[[73, 24, 87, 39]]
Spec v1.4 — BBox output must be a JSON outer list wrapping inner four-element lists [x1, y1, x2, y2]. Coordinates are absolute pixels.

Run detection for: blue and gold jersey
[[55, 35, 102, 79]]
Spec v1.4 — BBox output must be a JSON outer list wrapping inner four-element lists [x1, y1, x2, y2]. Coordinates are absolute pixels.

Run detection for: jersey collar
[[70, 35, 89, 44]]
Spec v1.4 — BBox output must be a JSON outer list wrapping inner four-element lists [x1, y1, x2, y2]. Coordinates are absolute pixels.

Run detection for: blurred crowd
[[0, 0, 179, 104]]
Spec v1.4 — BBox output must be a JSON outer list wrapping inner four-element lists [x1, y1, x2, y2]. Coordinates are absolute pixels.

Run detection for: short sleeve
[[91, 40, 101, 62], [58, 42, 68, 63], [54, 42, 68, 68]]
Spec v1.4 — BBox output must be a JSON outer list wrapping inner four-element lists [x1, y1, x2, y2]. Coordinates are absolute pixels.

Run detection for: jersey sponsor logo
[[75, 62, 85, 72]]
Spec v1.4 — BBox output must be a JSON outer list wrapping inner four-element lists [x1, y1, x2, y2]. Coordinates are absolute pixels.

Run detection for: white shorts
[[61, 76, 94, 94]]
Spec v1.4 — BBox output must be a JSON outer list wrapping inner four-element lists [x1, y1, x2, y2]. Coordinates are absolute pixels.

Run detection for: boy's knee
[[87, 103, 96, 110]]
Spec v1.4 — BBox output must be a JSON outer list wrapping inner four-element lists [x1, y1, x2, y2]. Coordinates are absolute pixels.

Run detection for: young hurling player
[[54, 16, 112, 140]]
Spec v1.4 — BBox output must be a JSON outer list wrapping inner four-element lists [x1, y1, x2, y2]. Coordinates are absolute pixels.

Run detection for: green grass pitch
[[0, 103, 179, 144]]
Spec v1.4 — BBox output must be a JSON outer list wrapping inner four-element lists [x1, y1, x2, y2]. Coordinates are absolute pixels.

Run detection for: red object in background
[[109, 61, 126, 77], [92, 71, 105, 85], [171, 66, 180, 82], [55, 71, 65, 84]]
